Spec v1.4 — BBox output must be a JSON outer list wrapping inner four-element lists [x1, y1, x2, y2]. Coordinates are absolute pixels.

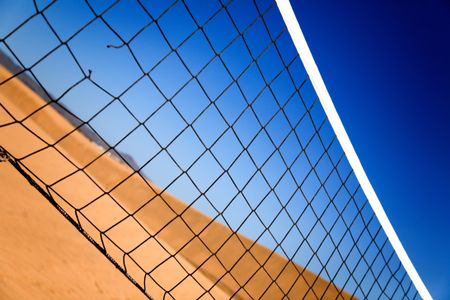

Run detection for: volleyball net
[[0, 0, 429, 299]]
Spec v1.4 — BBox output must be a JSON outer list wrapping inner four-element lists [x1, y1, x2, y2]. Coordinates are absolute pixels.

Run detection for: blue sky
[[292, 1, 450, 299], [0, 0, 447, 298]]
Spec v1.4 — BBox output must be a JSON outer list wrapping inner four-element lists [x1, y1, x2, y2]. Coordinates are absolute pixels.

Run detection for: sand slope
[[0, 162, 147, 300], [0, 65, 352, 299]]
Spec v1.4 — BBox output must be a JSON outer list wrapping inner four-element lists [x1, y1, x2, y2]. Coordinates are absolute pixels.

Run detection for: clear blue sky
[[1, 0, 447, 298], [292, 1, 450, 299]]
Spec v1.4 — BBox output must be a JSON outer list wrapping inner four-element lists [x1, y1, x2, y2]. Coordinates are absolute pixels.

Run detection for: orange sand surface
[[0, 162, 147, 300], [0, 65, 352, 299]]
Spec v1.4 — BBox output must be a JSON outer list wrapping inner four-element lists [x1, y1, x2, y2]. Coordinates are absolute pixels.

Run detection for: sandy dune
[[0, 161, 147, 300], [0, 65, 352, 299]]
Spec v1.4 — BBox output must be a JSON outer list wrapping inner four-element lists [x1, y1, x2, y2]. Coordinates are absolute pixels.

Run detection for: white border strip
[[275, 1, 432, 299]]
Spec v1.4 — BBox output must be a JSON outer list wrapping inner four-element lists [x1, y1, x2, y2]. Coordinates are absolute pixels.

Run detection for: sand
[[0, 65, 352, 299], [0, 161, 147, 300]]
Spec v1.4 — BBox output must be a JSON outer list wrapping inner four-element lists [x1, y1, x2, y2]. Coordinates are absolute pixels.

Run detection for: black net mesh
[[0, 0, 420, 299]]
